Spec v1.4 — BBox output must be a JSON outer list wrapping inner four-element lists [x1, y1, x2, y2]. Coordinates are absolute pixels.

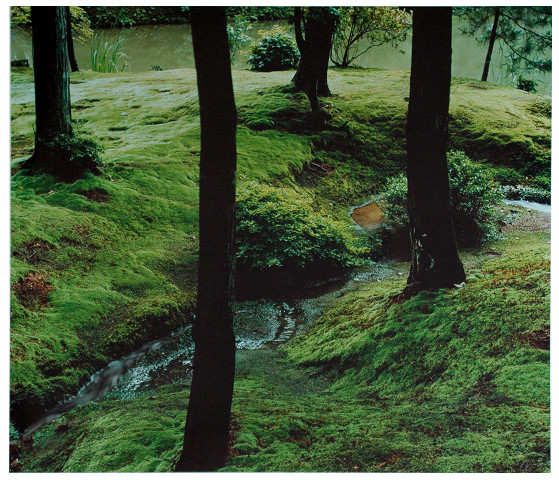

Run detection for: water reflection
[[10, 19, 551, 94]]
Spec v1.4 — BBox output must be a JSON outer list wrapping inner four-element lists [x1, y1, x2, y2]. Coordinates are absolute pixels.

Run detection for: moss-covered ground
[[10, 66, 550, 472], [14, 228, 550, 473]]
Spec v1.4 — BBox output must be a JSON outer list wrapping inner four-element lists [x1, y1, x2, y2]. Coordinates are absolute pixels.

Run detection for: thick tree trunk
[[66, 6, 79, 72], [406, 7, 466, 290], [481, 7, 500, 82], [30, 6, 72, 164], [175, 6, 237, 472], [292, 7, 337, 114]]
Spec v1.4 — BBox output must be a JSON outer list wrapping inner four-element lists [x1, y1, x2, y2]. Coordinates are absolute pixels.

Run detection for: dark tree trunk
[[292, 7, 337, 116], [405, 7, 466, 291], [175, 6, 237, 473], [481, 7, 500, 82], [29, 6, 72, 166], [66, 6, 79, 72]]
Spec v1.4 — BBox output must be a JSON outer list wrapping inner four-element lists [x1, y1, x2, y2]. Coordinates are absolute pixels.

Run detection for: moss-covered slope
[[10, 66, 551, 450], [14, 227, 550, 473]]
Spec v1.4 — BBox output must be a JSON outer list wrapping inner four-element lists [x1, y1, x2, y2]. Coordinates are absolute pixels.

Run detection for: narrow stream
[[21, 196, 551, 437], [22, 262, 395, 438], [503, 199, 551, 213]]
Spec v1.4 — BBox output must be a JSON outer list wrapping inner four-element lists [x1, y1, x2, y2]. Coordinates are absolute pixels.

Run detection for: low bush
[[236, 183, 368, 273], [248, 26, 300, 72], [378, 151, 503, 245], [491, 166, 524, 186], [500, 185, 551, 205], [529, 175, 551, 192]]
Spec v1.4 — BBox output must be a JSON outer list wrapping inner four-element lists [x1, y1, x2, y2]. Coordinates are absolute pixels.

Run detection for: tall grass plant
[[90, 35, 128, 73]]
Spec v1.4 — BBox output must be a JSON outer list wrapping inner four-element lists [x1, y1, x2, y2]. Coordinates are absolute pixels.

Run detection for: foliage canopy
[[331, 7, 411, 68], [456, 7, 551, 80], [11, 6, 93, 43]]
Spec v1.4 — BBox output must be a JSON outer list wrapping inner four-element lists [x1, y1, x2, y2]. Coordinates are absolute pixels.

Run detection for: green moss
[[12, 66, 550, 472], [17, 384, 188, 473], [18, 230, 550, 473]]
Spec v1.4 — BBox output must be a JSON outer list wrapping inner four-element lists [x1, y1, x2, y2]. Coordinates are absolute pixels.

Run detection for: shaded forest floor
[[10, 66, 551, 472]]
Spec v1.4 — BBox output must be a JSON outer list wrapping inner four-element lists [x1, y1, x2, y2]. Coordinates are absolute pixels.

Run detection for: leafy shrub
[[491, 167, 524, 186], [518, 76, 538, 93], [227, 15, 252, 64], [248, 26, 300, 72], [378, 151, 504, 245], [236, 183, 368, 272], [500, 185, 551, 204], [529, 175, 551, 192]]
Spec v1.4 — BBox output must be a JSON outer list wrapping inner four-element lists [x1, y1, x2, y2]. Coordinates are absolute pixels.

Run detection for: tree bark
[[292, 7, 337, 112], [406, 7, 466, 290], [175, 6, 237, 472], [481, 7, 500, 82], [66, 6, 79, 72], [30, 6, 72, 163]]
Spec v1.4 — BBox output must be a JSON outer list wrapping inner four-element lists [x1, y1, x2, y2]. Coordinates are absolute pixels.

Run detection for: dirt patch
[[506, 211, 550, 232], [76, 188, 109, 202], [351, 202, 384, 232], [12, 272, 54, 310], [518, 327, 550, 350], [12, 238, 54, 265]]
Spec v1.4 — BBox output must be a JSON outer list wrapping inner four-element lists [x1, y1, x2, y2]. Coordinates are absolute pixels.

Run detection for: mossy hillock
[[11, 66, 550, 472]]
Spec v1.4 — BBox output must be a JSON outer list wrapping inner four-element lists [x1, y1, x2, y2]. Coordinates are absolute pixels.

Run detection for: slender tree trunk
[[175, 6, 237, 472], [405, 7, 465, 291], [29, 6, 72, 166], [66, 6, 79, 72], [481, 7, 500, 82]]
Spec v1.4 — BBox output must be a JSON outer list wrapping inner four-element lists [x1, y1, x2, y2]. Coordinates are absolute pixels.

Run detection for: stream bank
[[18, 197, 551, 438]]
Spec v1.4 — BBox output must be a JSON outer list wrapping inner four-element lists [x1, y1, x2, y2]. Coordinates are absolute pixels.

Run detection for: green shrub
[[236, 183, 368, 272], [500, 185, 551, 204], [491, 166, 524, 186], [529, 174, 551, 192], [248, 26, 300, 72], [518, 76, 538, 93], [378, 151, 504, 245]]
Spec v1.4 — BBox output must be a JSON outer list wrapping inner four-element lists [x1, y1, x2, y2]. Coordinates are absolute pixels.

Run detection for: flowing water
[[21, 260, 396, 437], [10, 18, 551, 94], [20, 195, 550, 436], [503, 199, 551, 214]]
